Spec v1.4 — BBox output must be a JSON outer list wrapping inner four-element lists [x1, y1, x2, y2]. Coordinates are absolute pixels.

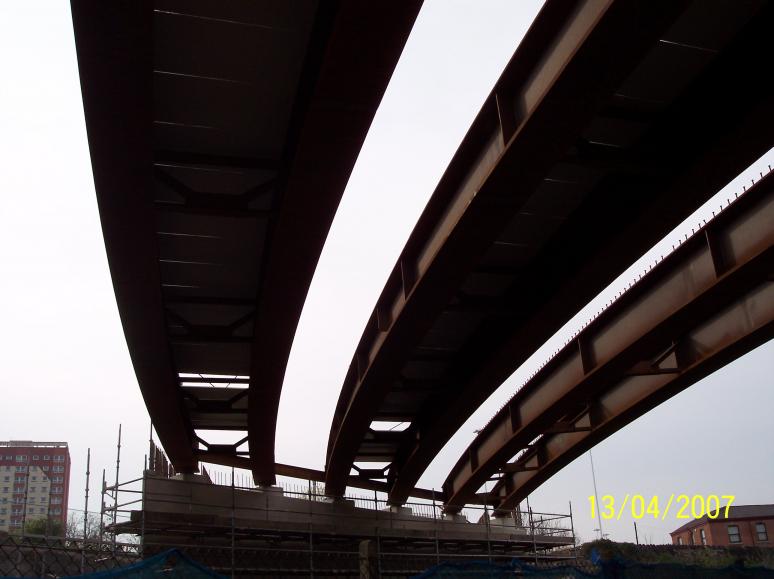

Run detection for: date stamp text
[[589, 494, 735, 521]]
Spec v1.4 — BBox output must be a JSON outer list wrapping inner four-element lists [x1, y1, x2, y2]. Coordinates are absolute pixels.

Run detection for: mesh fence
[[414, 557, 774, 578], [62, 549, 221, 578], [414, 560, 598, 578], [0, 535, 139, 577], [0, 540, 228, 578], [3, 536, 773, 578]]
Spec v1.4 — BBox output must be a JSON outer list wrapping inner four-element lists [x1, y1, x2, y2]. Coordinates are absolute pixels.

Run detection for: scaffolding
[[98, 466, 576, 578], [0, 435, 576, 578]]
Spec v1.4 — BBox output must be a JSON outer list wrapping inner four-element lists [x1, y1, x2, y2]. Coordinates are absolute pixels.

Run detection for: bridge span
[[325, 0, 774, 503], [72, 0, 421, 484], [74, 0, 773, 507], [443, 170, 774, 511]]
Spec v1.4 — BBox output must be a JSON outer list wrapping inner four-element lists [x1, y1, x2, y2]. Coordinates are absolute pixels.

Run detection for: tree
[[66, 510, 101, 539], [23, 516, 64, 537]]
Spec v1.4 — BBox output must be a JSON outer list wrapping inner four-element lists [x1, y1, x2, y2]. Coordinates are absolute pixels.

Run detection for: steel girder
[[243, 1, 422, 486], [442, 172, 774, 511], [72, 0, 197, 470], [188, 451, 444, 503], [325, 0, 774, 502], [72, 0, 421, 481]]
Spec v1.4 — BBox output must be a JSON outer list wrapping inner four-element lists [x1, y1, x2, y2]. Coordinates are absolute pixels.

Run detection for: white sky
[[0, 1, 771, 545]]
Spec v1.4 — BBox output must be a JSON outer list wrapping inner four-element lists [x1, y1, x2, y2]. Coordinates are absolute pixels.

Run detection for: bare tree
[[66, 511, 101, 539]]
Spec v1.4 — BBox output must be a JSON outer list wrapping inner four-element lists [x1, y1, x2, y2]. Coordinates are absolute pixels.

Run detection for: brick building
[[670, 504, 773, 547], [0, 441, 71, 533]]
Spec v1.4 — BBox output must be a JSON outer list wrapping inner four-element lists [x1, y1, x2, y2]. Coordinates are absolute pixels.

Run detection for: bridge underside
[[73, 0, 420, 484], [75, 0, 772, 510], [325, 0, 774, 505], [444, 171, 774, 512]]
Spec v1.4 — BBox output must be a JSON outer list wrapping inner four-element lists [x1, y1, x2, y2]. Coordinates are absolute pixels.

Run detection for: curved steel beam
[[325, 0, 687, 497], [71, 0, 197, 470], [385, 1, 774, 506], [442, 173, 774, 511], [74, 0, 421, 480], [247, 1, 422, 485], [325, 0, 774, 500]]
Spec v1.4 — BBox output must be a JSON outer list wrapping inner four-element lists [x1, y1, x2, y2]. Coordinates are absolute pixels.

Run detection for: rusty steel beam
[[326, 0, 691, 497], [325, 0, 774, 503], [74, 0, 421, 479], [442, 173, 774, 511], [275, 463, 443, 502], [195, 453, 444, 502], [385, 1, 774, 507], [490, 312, 773, 512], [247, 1, 423, 486], [71, 0, 197, 471]]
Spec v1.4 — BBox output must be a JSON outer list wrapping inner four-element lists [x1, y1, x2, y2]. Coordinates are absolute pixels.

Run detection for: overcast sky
[[1, 1, 771, 545]]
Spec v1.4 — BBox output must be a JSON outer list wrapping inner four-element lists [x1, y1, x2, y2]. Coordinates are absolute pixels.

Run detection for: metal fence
[[0, 535, 140, 577]]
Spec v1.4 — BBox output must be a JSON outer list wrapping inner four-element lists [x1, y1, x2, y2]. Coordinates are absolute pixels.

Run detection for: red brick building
[[0, 441, 71, 533], [670, 504, 773, 547]]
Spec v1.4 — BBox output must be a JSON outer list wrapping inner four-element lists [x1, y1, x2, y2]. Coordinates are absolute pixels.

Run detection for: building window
[[15, 466, 26, 473], [51, 508, 61, 515], [756, 523, 768, 542], [32, 455, 39, 461], [2, 476, 8, 482], [42, 466, 49, 471], [728, 525, 742, 543], [31, 476, 37, 481], [15, 456, 27, 462], [677, 536, 683, 545], [43, 455, 50, 461], [700, 529, 707, 545], [53, 456, 64, 462], [50, 497, 62, 504], [52, 466, 63, 473]]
